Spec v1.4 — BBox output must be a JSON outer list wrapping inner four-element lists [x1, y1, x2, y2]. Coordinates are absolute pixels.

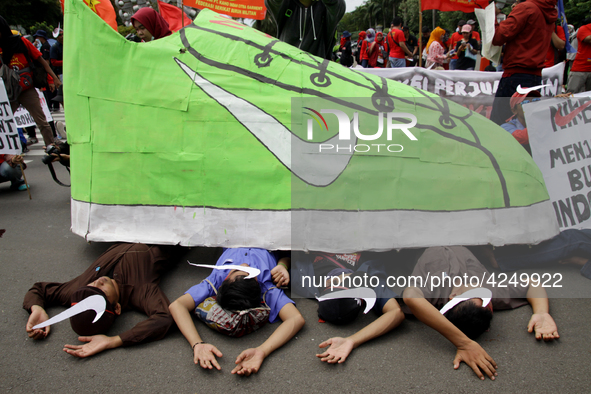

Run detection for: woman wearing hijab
[[368, 31, 386, 68], [362, 29, 376, 68], [130, 7, 172, 42], [358, 30, 368, 68], [340, 31, 353, 68], [0, 16, 62, 148], [425, 27, 450, 70]]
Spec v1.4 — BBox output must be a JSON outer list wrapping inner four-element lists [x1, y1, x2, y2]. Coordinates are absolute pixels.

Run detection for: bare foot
[[558, 256, 588, 266]]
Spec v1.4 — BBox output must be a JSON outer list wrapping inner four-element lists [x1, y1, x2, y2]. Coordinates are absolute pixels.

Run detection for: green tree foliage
[[0, 0, 62, 33], [29, 22, 56, 36], [564, 0, 591, 27], [118, 25, 136, 37]]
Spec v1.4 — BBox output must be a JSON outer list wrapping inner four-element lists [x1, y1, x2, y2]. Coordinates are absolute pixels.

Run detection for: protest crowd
[[2, 0, 591, 386]]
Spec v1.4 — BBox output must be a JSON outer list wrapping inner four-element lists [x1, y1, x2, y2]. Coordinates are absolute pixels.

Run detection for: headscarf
[[376, 32, 383, 42], [425, 27, 445, 55], [0, 16, 27, 65], [366, 28, 375, 44], [130, 7, 172, 40]]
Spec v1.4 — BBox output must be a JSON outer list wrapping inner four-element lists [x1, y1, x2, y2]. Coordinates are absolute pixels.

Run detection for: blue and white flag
[[558, 0, 576, 53]]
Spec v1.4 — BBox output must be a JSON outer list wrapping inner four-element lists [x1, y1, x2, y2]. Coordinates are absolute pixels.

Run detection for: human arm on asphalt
[[231, 302, 304, 376], [63, 335, 123, 357], [25, 305, 50, 340], [403, 286, 497, 380], [23, 281, 73, 339], [169, 293, 224, 370], [317, 298, 404, 364], [526, 284, 559, 341]]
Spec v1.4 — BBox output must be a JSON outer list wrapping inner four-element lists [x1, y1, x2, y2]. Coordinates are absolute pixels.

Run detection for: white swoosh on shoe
[[175, 58, 356, 187]]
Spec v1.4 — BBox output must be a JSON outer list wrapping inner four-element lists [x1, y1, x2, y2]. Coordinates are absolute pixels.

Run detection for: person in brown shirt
[[403, 246, 559, 381], [23, 243, 175, 358]]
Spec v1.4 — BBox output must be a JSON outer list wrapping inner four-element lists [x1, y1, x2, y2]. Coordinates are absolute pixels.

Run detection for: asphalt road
[[1, 133, 590, 393]]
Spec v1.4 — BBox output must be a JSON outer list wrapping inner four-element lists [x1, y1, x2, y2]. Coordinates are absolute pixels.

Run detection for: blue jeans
[[0, 161, 23, 186], [388, 57, 406, 68], [361, 59, 369, 68], [490, 73, 541, 125], [449, 58, 458, 70], [494, 229, 591, 280]]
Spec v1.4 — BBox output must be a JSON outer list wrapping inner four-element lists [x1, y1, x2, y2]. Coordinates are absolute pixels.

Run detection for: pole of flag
[[178, 0, 184, 31], [418, 0, 423, 67]]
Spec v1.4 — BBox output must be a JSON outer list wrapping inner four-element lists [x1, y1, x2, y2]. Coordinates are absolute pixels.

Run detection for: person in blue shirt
[[169, 248, 304, 376]]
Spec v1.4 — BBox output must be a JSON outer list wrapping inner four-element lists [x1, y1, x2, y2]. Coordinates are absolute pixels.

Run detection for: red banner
[[183, 0, 266, 20], [83, 0, 118, 30], [158, 1, 192, 31], [421, 0, 489, 13]]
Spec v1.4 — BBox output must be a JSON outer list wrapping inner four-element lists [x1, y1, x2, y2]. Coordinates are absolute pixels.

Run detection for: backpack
[[0, 59, 22, 102], [23, 52, 49, 90]]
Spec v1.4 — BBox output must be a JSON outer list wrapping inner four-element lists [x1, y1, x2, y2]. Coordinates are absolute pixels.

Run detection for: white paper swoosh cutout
[[33, 294, 107, 329], [439, 287, 492, 315], [188, 261, 260, 279], [316, 287, 377, 314]]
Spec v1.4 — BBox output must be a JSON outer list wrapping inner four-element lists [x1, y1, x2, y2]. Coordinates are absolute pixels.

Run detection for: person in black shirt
[[340, 30, 353, 67], [33, 30, 50, 60], [455, 24, 480, 70], [403, 26, 419, 66], [33, 30, 58, 112]]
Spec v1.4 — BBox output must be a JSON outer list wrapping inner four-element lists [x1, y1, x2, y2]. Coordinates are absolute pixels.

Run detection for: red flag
[[158, 0, 192, 32], [421, 0, 489, 13], [183, 0, 266, 20], [83, 0, 118, 30]]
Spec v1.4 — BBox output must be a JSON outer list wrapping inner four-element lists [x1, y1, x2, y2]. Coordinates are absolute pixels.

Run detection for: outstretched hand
[[317, 337, 355, 364], [271, 264, 290, 287], [63, 335, 121, 358], [193, 343, 223, 370], [26, 306, 50, 340], [453, 340, 497, 380], [231, 348, 265, 376], [528, 313, 559, 341]]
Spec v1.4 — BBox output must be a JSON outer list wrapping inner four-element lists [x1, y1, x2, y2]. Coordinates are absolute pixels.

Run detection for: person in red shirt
[[358, 30, 369, 68], [449, 19, 465, 70], [544, 23, 566, 69], [466, 19, 481, 46], [567, 19, 591, 93], [0, 16, 61, 147], [367, 31, 387, 68], [387, 16, 412, 68], [489, 0, 558, 125]]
